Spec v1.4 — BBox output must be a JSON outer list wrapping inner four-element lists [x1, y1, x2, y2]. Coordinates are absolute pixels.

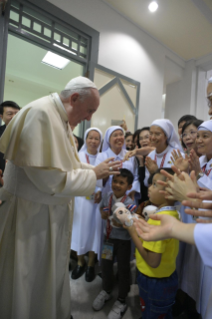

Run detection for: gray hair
[[60, 87, 93, 101]]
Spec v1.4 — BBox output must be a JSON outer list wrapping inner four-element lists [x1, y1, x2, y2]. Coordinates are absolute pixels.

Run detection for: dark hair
[[148, 167, 174, 185], [113, 168, 134, 185], [0, 101, 20, 115], [125, 132, 133, 138], [138, 126, 150, 147], [133, 129, 141, 146], [181, 119, 203, 149], [178, 115, 196, 127]]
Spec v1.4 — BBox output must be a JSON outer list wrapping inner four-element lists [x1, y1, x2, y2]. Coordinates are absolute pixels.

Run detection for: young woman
[[144, 119, 182, 187], [125, 132, 134, 150], [71, 128, 103, 282], [181, 119, 203, 155], [137, 127, 152, 204]]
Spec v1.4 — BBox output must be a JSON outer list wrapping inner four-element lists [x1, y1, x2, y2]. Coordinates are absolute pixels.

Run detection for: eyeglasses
[[139, 135, 150, 141], [181, 131, 197, 139]]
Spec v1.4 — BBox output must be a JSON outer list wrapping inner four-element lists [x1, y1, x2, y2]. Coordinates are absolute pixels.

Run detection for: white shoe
[[92, 290, 112, 311], [108, 300, 127, 319]]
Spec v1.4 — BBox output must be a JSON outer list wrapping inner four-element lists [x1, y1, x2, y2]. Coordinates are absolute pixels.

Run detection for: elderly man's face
[[67, 88, 99, 126]]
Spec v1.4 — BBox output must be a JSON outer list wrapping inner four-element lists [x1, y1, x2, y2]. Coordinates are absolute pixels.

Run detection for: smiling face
[[0, 106, 19, 126], [196, 130, 212, 159], [148, 173, 166, 207], [109, 129, 125, 154], [125, 135, 134, 150], [64, 88, 100, 127], [139, 130, 150, 148], [182, 124, 198, 152], [86, 130, 101, 155], [149, 126, 167, 153], [112, 175, 132, 198]]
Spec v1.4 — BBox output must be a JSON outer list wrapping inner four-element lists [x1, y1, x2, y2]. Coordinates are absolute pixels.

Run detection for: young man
[[0, 100, 20, 172]]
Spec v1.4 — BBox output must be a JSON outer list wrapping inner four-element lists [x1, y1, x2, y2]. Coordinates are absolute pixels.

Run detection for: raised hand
[[134, 214, 177, 241], [120, 119, 127, 131], [189, 149, 202, 177], [123, 149, 137, 161], [171, 149, 189, 173], [93, 157, 122, 180], [145, 157, 158, 174], [182, 190, 212, 223], [94, 191, 102, 203]]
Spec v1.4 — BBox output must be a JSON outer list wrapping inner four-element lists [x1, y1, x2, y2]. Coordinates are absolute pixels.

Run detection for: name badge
[[101, 242, 114, 260], [86, 193, 95, 201]]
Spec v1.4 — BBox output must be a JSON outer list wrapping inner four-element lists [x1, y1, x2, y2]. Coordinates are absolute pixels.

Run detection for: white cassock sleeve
[[24, 166, 96, 198], [194, 223, 212, 268]]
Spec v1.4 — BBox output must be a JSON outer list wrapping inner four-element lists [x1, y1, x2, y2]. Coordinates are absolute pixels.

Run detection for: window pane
[[72, 42, 78, 50], [22, 16, 31, 28], [63, 37, 69, 47], [54, 32, 61, 43], [10, 10, 19, 22], [33, 22, 42, 33], [44, 28, 51, 38]]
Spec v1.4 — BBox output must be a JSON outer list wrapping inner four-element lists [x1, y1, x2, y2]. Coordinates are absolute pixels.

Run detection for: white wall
[[47, 0, 186, 129]]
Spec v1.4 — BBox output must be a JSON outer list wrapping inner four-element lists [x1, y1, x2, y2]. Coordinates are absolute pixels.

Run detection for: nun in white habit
[[144, 119, 183, 187], [71, 127, 103, 282], [95, 126, 140, 199], [180, 119, 212, 318], [194, 120, 212, 190]]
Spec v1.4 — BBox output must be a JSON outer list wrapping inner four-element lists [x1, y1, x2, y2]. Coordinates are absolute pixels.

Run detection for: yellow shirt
[[136, 209, 179, 278]]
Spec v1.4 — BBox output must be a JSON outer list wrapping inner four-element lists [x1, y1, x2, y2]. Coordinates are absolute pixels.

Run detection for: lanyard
[[85, 154, 90, 164], [202, 164, 212, 177], [106, 194, 127, 240], [156, 206, 177, 213], [154, 152, 167, 168]]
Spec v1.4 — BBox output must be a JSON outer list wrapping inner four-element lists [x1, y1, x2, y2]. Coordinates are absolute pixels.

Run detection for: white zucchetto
[[64, 76, 97, 91]]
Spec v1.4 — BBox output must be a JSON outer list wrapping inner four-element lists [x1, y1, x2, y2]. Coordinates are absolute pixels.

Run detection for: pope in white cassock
[[0, 77, 121, 319]]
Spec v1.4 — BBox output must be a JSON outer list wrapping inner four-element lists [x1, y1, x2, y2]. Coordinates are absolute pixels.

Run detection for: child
[[127, 168, 180, 319], [92, 168, 136, 319]]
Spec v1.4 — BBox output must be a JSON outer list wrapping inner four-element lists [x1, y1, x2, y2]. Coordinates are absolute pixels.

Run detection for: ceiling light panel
[[42, 51, 70, 70]]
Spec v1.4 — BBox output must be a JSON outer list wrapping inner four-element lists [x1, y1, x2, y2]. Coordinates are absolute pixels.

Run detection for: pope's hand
[[93, 157, 122, 180]]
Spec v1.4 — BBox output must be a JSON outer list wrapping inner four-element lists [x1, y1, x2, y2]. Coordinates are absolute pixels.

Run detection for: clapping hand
[[145, 157, 158, 174], [183, 190, 212, 223], [171, 149, 189, 173], [158, 167, 199, 202], [189, 150, 202, 177]]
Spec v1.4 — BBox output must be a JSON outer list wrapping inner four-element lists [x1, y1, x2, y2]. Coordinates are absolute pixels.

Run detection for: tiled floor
[[69, 258, 189, 319], [69, 259, 141, 319]]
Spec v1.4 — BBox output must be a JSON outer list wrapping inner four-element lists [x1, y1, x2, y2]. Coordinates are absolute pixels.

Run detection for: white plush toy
[[111, 202, 138, 227], [142, 205, 158, 221]]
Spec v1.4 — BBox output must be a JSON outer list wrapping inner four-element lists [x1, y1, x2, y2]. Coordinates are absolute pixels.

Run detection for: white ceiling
[[103, 0, 212, 60]]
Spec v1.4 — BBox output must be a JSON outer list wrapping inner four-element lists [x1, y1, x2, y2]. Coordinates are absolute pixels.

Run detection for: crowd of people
[[0, 76, 212, 319]]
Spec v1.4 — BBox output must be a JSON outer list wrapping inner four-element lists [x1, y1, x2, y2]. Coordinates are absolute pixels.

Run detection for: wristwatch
[[197, 172, 204, 180]]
